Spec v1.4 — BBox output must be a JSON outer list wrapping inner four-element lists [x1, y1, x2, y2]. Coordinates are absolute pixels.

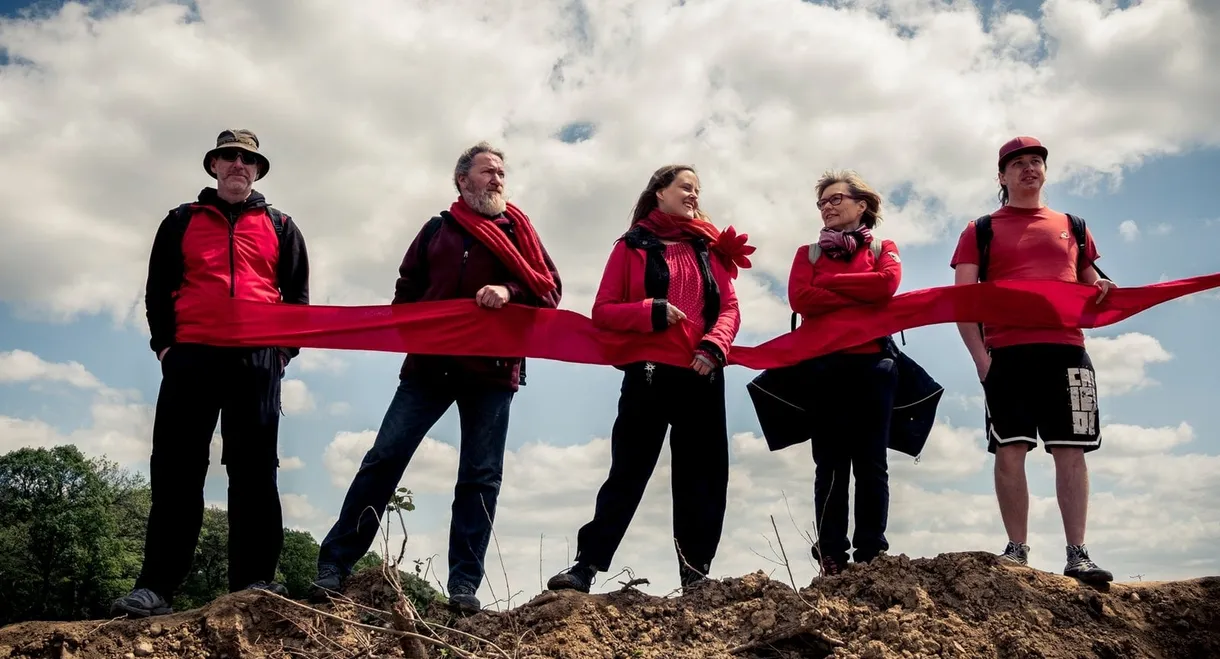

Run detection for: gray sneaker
[[1000, 541, 1030, 566], [244, 581, 289, 597], [1064, 544, 1113, 584], [111, 588, 173, 618], [447, 583, 481, 615]]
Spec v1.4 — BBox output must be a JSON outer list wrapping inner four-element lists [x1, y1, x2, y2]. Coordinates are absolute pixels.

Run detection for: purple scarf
[[818, 226, 873, 260]]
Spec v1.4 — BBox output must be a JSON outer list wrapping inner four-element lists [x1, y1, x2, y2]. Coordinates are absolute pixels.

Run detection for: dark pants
[[810, 352, 897, 564], [134, 344, 284, 598], [574, 363, 729, 575], [317, 375, 513, 592]]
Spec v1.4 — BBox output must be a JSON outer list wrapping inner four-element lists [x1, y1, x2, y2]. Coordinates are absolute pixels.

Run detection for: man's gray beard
[[463, 188, 506, 216]]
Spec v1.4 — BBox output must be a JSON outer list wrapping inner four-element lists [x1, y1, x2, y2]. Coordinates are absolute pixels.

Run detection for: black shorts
[[982, 343, 1102, 454]]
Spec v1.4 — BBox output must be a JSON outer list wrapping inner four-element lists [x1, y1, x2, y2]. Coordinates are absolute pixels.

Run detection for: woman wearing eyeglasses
[[787, 170, 902, 576]]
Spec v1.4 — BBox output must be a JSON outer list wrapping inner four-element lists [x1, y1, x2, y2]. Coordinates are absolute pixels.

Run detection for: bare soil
[[1, 551, 1216, 658]]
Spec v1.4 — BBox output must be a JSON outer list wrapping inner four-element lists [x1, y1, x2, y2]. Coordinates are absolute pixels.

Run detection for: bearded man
[[310, 142, 562, 613]]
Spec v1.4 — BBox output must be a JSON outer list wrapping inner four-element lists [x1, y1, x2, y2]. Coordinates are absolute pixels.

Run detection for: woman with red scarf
[[788, 170, 901, 576], [546, 164, 752, 593]]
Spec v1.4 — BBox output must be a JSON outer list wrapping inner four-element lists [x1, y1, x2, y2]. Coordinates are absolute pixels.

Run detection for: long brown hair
[[629, 164, 709, 225]]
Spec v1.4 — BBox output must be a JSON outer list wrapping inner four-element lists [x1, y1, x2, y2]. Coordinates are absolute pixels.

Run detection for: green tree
[[0, 446, 146, 625], [173, 506, 230, 610], [276, 529, 320, 599]]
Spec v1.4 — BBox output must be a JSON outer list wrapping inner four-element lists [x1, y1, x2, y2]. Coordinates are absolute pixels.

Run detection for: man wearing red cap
[[949, 136, 1115, 585]]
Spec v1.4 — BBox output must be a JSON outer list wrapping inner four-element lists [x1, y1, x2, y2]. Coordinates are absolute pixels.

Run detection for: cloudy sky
[[2, 0, 1218, 606]]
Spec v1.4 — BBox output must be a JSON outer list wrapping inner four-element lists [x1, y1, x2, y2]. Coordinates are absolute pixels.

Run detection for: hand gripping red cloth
[[175, 272, 1220, 369]]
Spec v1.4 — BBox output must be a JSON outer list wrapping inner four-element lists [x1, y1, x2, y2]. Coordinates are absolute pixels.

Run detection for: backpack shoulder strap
[[806, 243, 822, 265], [266, 207, 286, 240], [1066, 213, 1109, 281], [973, 214, 993, 282], [870, 241, 882, 261]]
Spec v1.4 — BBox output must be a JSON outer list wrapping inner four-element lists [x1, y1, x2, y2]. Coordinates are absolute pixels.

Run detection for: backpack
[[973, 213, 1109, 282]]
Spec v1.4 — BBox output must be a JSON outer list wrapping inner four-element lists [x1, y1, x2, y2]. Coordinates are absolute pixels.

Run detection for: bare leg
[[994, 444, 1030, 543], [1052, 447, 1088, 546]]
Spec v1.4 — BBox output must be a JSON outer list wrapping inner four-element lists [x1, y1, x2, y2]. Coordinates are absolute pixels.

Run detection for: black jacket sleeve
[[145, 210, 186, 355], [276, 214, 310, 361]]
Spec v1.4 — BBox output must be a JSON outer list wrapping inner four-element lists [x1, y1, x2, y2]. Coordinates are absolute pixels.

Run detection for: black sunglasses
[[215, 150, 259, 166]]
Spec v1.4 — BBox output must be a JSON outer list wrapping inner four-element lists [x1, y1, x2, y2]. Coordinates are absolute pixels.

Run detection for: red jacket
[[145, 188, 309, 360], [788, 239, 901, 353], [593, 225, 740, 364]]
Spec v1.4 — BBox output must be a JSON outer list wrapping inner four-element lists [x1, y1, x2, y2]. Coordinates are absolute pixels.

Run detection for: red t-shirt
[[949, 205, 1101, 349]]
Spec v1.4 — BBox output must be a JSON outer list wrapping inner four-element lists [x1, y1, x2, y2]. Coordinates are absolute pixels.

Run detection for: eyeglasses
[[216, 150, 259, 166], [816, 193, 857, 210]]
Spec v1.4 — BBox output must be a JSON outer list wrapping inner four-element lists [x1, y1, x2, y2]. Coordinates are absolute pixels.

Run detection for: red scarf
[[448, 197, 557, 299], [635, 209, 755, 279]]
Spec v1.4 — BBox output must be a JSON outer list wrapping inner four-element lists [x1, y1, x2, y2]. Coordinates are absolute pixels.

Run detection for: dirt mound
[[1, 551, 1217, 658]]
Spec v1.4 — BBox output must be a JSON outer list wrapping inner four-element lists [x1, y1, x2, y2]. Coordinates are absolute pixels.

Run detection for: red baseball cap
[[998, 136, 1048, 170]]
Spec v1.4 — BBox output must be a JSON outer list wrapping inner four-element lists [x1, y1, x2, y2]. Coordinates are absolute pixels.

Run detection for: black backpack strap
[[267, 206, 286, 239], [973, 214, 993, 282], [1066, 214, 1109, 281]]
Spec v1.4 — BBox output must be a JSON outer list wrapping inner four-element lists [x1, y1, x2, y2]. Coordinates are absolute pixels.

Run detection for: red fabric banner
[[176, 272, 1220, 371]]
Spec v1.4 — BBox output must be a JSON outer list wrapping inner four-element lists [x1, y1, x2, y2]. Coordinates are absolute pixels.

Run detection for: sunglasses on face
[[816, 193, 857, 210], [216, 150, 259, 166]]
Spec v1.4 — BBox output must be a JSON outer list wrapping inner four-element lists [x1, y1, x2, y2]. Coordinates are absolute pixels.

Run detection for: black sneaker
[[1064, 544, 1113, 584], [447, 583, 481, 615], [811, 546, 846, 577], [679, 562, 710, 589], [546, 563, 596, 593], [111, 588, 173, 618], [309, 564, 344, 603], [245, 581, 289, 597], [999, 541, 1030, 566]]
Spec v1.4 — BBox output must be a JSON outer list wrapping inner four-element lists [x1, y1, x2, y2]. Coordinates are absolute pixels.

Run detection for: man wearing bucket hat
[[111, 129, 310, 617], [949, 136, 1116, 585]]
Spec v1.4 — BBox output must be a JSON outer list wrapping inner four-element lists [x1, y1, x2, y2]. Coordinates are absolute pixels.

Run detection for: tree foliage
[[0, 446, 443, 625]]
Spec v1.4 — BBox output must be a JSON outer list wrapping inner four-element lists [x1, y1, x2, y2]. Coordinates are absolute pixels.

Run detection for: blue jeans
[[317, 375, 513, 592]]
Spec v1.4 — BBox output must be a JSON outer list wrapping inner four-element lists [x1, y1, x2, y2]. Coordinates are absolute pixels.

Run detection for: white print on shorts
[[1066, 367, 1097, 435]]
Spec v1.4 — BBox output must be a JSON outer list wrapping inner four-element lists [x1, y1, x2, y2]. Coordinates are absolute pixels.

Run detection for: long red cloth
[[175, 273, 1220, 370]]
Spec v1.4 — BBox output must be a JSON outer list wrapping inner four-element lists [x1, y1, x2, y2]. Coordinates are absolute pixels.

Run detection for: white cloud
[[327, 402, 352, 416], [0, 0, 1213, 335], [295, 350, 347, 374], [1119, 220, 1140, 242], [280, 378, 316, 414], [280, 455, 305, 471], [281, 493, 325, 528], [322, 430, 375, 488], [1152, 223, 1172, 235], [1085, 332, 1173, 396], [0, 349, 105, 391], [0, 351, 153, 466]]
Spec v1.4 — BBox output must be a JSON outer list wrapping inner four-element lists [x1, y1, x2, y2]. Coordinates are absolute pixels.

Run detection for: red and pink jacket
[[593, 224, 740, 365]]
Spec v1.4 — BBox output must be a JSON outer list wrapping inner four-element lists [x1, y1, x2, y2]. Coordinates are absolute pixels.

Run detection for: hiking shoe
[[309, 564, 344, 603], [999, 541, 1030, 566], [679, 562, 710, 589], [111, 588, 173, 618], [811, 546, 846, 577], [546, 563, 596, 593], [1064, 545, 1113, 585], [447, 583, 481, 615], [244, 581, 289, 597]]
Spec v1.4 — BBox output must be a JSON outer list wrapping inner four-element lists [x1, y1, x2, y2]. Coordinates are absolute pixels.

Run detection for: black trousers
[[809, 352, 897, 564], [574, 362, 729, 574], [134, 344, 284, 598]]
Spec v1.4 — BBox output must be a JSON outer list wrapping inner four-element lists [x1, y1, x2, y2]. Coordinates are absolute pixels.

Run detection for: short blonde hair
[[815, 169, 883, 228]]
